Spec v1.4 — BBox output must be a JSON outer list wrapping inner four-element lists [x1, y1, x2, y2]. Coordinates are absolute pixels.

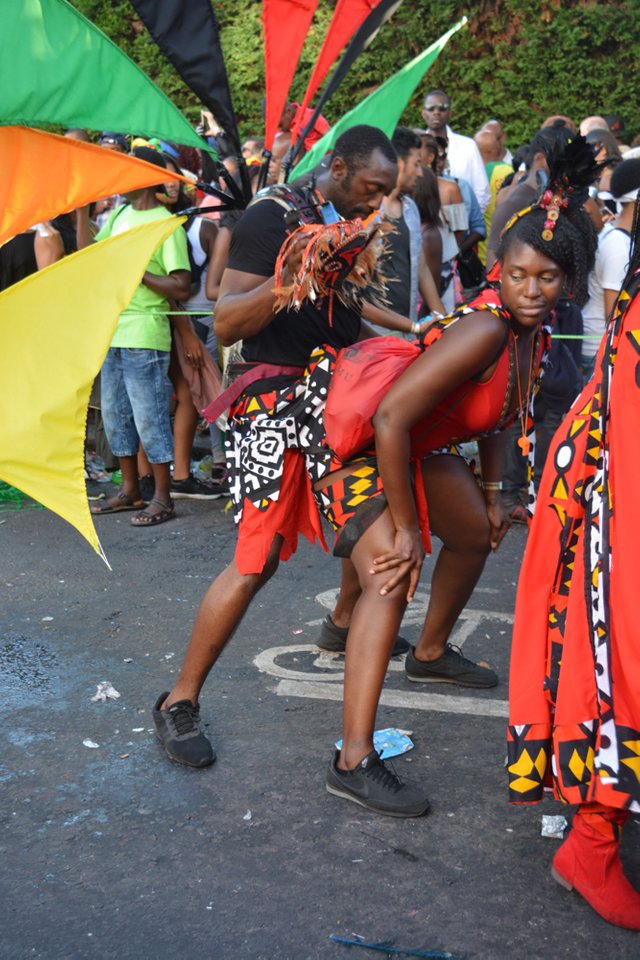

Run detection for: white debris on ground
[[541, 814, 568, 839], [90, 682, 121, 702]]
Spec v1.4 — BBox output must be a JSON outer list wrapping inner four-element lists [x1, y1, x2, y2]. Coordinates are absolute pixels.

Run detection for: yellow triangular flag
[[0, 216, 184, 563]]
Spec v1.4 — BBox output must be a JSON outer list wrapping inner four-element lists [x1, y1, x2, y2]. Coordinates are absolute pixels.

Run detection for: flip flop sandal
[[91, 491, 146, 514], [130, 498, 175, 527]]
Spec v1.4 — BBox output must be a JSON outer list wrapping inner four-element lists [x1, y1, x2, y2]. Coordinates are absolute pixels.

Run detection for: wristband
[[483, 481, 503, 491], [410, 320, 421, 335]]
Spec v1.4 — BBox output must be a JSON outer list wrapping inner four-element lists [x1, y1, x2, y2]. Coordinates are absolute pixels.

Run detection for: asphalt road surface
[[1, 492, 638, 959]]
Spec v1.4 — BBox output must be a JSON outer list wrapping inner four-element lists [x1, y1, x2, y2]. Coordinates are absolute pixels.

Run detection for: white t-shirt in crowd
[[444, 126, 491, 212], [581, 224, 630, 359]]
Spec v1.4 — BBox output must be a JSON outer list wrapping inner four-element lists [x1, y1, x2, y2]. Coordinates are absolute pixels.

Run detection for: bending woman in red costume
[[508, 211, 640, 929], [301, 139, 598, 818]]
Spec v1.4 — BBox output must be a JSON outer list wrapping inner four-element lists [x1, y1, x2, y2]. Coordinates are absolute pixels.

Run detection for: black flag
[[129, 0, 241, 156]]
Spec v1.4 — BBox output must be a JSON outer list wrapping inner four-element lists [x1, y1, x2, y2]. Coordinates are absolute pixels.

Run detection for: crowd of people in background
[[2, 95, 638, 530]]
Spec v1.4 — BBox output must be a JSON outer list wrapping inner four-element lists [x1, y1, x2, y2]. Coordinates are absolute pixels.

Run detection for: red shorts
[[317, 453, 431, 558]]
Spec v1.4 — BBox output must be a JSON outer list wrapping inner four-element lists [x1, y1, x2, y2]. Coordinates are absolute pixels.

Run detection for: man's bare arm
[[214, 234, 308, 346], [214, 269, 277, 346]]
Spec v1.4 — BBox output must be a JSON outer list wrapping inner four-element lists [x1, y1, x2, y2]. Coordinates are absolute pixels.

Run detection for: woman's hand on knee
[[486, 499, 510, 550], [371, 529, 424, 602]]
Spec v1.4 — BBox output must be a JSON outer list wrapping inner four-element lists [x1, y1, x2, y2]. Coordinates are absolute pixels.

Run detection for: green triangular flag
[[292, 16, 468, 179], [2, 0, 208, 153]]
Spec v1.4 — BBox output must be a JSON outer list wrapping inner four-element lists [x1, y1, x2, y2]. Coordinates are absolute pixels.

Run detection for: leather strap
[[201, 362, 304, 423]]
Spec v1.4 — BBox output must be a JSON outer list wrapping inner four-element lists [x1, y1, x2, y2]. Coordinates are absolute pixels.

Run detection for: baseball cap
[[604, 113, 627, 139]]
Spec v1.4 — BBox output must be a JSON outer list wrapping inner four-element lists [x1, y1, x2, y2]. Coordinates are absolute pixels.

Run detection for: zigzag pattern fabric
[[508, 272, 640, 812]]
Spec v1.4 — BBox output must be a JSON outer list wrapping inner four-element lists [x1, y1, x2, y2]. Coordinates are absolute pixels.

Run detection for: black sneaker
[[326, 750, 430, 818], [170, 474, 225, 500], [405, 644, 498, 688], [317, 615, 410, 657], [152, 692, 216, 767]]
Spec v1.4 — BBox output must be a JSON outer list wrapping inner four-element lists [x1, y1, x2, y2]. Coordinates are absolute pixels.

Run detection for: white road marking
[[276, 679, 509, 719], [307, 605, 513, 636], [253, 596, 513, 720], [255, 644, 343, 682], [314, 587, 502, 614]]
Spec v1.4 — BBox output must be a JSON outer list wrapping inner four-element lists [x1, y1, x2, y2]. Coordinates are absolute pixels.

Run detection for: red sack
[[324, 336, 421, 461]]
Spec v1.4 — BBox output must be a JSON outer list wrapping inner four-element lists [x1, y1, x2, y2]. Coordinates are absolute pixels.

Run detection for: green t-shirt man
[[96, 204, 190, 351]]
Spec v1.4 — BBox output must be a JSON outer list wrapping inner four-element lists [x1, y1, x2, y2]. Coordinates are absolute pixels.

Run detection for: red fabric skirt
[[507, 281, 640, 813], [235, 447, 327, 576]]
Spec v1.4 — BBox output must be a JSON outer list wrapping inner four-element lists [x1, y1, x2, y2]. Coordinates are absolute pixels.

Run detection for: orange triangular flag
[[0, 125, 191, 245]]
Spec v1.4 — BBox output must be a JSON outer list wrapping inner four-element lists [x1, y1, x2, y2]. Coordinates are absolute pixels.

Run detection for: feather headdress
[[273, 213, 394, 322]]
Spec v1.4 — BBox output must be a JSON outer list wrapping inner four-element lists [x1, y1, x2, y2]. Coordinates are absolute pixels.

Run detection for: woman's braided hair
[[496, 134, 600, 306]]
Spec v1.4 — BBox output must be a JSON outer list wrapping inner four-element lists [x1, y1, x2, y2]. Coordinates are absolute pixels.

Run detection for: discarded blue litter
[[335, 728, 413, 760], [329, 934, 463, 959]]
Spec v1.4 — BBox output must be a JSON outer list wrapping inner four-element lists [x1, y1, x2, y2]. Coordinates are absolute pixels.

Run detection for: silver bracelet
[[482, 481, 503, 491], [410, 320, 421, 335]]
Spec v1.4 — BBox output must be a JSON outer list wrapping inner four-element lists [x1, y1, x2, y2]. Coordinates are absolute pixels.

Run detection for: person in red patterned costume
[[298, 137, 598, 817], [507, 209, 640, 930]]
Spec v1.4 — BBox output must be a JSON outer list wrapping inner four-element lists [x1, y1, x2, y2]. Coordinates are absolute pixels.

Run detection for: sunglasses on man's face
[[424, 104, 450, 112]]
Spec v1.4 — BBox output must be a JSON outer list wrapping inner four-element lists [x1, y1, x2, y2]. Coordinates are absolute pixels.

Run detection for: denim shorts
[[101, 347, 174, 463]]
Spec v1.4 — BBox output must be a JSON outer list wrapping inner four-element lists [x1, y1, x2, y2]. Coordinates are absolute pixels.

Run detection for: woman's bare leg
[[415, 455, 491, 660], [338, 509, 409, 770], [330, 559, 362, 629], [327, 507, 430, 816]]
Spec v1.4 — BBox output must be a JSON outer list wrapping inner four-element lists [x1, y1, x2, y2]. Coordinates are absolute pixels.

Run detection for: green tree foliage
[[70, 0, 640, 150]]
